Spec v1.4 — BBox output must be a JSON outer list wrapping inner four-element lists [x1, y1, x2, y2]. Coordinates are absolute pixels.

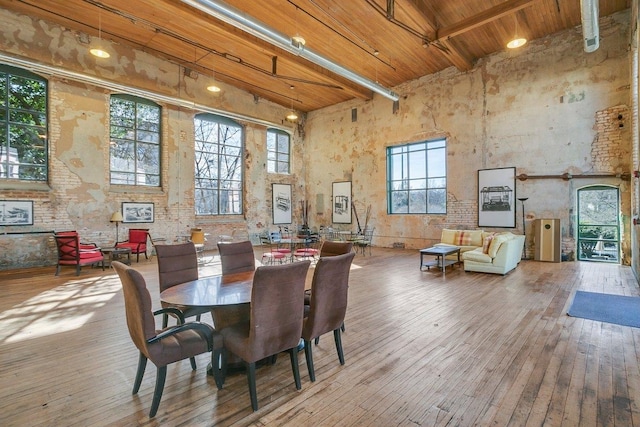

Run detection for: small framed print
[[272, 184, 292, 224], [332, 181, 352, 224], [122, 202, 154, 223], [0, 200, 33, 226]]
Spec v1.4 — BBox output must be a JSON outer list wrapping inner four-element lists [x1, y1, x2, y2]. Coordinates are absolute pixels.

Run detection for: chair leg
[[75, 264, 81, 276], [162, 313, 169, 329], [133, 353, 147, 394], [55, 265, 61, 276], [303, 339, 315, 382], [246, 362, 258, 411], [211, 347, 224, 389], [334, 329, 345, 365], [190, 357, 197, 370], [341, 322, 346, 332], [289, 347, 302, 390], [149, 366, 167, 418]]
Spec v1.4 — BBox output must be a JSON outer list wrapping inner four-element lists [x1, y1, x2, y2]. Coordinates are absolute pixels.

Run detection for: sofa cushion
[[482, 233, 497, 254], [441, 229, 484, 247], [462, 248, 492, 263], [487, 233, 514, 258]]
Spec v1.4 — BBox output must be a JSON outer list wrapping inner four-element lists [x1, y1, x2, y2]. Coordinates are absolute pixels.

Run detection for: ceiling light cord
[[181, 0, 399, 102]]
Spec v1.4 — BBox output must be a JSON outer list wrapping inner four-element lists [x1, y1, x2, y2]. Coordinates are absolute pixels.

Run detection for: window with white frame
[[387, 138, 447, 214], [0, 65, 47, 181], [109, 94, 160, 186], [266, 129, 290, 174], [194, 113, 243, 215]]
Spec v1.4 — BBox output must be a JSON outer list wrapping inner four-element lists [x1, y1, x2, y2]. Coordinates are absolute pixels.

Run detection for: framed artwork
[[478, 167, 516, 228], [0, 200, 33, 226], [332, 181, 352, 224], [272, 183, 292, 224], [122, 202, 154, 223]]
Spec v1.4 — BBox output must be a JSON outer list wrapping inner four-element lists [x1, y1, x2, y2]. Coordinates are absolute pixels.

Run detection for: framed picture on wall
[[0, 200, 34, 226], [478, 167, 516, 228], [272, 183, 292, 224], [332, 181, 352, 224], [122, 202, 154, 223]]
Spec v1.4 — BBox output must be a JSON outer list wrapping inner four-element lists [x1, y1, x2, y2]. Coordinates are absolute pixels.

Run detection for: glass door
[[577, 186, 620, 263]]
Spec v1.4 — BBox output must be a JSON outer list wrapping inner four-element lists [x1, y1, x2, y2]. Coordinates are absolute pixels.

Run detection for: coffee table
[[102, 247, 132, 267], [419, 246, 460, 276]]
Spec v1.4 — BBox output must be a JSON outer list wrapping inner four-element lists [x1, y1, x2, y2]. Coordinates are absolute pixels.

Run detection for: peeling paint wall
[[304, 11, 632, 263]]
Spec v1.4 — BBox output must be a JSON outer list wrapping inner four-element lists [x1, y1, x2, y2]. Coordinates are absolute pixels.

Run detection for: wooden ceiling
[[1, 0, 631, 114]]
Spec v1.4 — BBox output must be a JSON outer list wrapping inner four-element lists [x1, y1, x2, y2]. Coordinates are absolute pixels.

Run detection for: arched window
[[194, 113, 243, 215], [0, 65, 48, 181], [109, 94, 161, 186], [266, 128, 290, 174]]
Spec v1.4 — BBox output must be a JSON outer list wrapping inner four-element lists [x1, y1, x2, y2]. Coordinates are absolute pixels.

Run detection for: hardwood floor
[[1, 248, 639, 426]]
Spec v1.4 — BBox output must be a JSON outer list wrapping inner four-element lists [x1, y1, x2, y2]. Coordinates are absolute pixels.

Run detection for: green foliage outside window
[[0, 65, 47, 181]]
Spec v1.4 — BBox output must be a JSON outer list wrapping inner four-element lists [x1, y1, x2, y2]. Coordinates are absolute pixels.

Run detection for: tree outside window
[[109, 95, 160, 186], [387, 139, 447, 214], [0, 65, 47, 181], [266, 129, 290, 174], [194, 114, 243, 215]]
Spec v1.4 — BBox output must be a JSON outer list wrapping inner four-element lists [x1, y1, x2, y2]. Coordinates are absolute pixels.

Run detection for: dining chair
[[190, 228, 206, 262], [259, 234, 287, 265], [217, 240, 256, 275], [53, 232, 104, 276], [302, 251, 355, 381], [319, 241, 353, 257], [220, 260, 311, 411], [112, 261, 223, 418], [355, 227, 375, 256], [155, 242, 211, 328], [116, 228, 149, 262]]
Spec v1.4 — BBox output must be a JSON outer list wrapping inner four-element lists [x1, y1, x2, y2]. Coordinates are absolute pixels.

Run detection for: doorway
[[577, 186, 620, 263]]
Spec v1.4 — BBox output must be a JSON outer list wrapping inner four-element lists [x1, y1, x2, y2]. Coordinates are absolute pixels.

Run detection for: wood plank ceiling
[[1, 0, 631, 114]]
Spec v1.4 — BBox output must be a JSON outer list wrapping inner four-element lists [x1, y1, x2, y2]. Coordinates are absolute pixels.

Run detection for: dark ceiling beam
[[435, 0, 538, 42]]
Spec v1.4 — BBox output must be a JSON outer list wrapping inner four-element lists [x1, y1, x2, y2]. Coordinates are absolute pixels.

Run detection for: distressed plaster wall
[[0, 8, 304, 270], [303, 11, 632, 263]]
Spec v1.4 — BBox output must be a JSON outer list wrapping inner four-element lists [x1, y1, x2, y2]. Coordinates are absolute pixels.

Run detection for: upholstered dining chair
[[302, 251, 355, 381], [220, 260, 311, 411], [319, 241, 353, 257], [217, 240, 256, 275], [112, 261, 223, 418], [54, 232, 104, 276], [116, 228, 149, 262], [155, 242, 210, 328]]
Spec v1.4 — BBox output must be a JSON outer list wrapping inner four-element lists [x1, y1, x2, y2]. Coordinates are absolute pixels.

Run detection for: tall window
[[194, 113, 243, 215], [109, 95, 160, 186], [0, 65, 47, 181], [266, 129, 290, 174], [387, 138, 446, 214]]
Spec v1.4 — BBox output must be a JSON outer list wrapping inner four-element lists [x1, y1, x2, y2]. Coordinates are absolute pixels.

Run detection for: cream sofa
[[434, 229, 485, 258], [461, 233, 525, 275]]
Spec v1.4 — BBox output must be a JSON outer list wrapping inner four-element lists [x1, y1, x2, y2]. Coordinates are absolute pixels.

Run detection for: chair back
[[245, 261, 310, 362], [320, 241, 353, 257], [112, 261, 157, 358], [217, 240, 255, 275], [302, 252, 355, 341], [54, 233, 80, 261], [128, 229, 149, 244], [190, 230, 206, 245], [155, 243, 199, 293]]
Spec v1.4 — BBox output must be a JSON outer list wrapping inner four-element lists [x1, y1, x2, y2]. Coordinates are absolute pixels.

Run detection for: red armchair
[[54, 232, 104, 276], [116, 228, 150, 262]]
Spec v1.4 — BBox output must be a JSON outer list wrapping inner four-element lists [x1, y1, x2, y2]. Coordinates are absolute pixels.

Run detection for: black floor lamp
[[518, 197, 528, 259]]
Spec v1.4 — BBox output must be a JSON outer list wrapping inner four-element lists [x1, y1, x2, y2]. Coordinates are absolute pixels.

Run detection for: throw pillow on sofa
[[482, 232, 497, 254], [487, 233, 514, 258]]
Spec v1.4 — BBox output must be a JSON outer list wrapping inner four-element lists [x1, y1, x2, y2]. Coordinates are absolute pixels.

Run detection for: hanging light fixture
[[291, 6, 306, 48], [507, 14, 527, 49], [286, 85, 298, 121], [90, 13, 110, 58], [207, 81, 221, 92]]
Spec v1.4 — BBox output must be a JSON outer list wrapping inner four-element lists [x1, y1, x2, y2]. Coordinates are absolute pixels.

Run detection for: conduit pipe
[[0, 52, 289, 131], [181, 0, 400, 102]]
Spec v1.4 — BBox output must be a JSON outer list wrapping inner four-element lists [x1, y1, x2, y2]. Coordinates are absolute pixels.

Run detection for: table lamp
[[110, 211, 123, 244]]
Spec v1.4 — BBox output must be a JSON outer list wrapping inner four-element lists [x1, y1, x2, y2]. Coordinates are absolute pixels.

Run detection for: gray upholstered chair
[[301, 251, 355, 381], [155, 242, 210, 328], [217, 240, 255, 275], [319, 241, 353, 257], [220, 260, 311, 411], [112, 261, 223, 418]]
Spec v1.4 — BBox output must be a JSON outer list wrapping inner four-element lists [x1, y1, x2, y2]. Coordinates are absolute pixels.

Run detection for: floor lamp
[[110, 212, 123, 245], [518, 197, 528, 259]]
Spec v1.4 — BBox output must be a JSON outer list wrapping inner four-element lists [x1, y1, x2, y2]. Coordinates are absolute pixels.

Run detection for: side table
[[102, 247, 132, 267], [419, 246, 460, 277]]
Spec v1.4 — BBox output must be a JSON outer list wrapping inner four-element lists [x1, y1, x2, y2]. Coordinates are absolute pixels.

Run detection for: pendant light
[[90, 13, 110, 58], [507, 14, 527, 49], [286, 85, 298, 121]]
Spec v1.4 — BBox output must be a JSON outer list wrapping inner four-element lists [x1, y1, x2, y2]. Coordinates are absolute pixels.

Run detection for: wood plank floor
[[1, 248, 639, 426]]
